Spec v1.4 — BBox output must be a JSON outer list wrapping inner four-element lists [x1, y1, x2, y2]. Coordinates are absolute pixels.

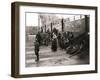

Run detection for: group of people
[[34, 28, 89, 62], [34, 28, 75, 62], [51, 31, 74, 52]]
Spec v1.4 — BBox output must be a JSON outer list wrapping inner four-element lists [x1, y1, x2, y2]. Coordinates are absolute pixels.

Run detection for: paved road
[[25, 45, 89, 67]]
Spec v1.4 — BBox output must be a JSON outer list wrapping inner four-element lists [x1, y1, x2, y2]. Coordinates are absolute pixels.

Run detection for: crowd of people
[[34, 28, 89, 62]]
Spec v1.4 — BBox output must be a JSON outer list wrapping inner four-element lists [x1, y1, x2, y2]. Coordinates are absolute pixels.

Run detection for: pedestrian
[[36, 31, 42, 46], [45, 32, 49, 46], [57, 33, 62, 48], [51, 38, 57, 51], [68, 32, 74, 46], [51, 33, 57, 51], [34, 39, 40, 62]]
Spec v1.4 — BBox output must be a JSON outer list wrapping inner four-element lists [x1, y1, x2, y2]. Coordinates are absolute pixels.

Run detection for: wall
[[0, 0, 99, 80]]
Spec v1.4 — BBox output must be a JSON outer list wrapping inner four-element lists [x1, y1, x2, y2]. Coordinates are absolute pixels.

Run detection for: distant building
[[39, 14, 87, 35]]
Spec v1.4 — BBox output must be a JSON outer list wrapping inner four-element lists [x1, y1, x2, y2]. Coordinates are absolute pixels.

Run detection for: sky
[[26, 13, 38, 26]]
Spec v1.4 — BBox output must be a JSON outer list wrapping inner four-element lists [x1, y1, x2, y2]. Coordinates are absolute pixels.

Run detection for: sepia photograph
[[25, 13, 90, 67], [11, 2, 97, 77]]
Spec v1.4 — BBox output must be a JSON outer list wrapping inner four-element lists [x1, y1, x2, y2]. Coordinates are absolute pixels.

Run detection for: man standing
[[34, 39, 40, 62], [36, 31, 42, 45]]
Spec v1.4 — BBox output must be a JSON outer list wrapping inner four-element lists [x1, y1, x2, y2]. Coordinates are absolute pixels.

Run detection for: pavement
[[25, 44, 89, 67]]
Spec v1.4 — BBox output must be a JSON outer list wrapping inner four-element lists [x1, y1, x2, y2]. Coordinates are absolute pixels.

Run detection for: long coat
[[34, 41, 40, 55], [51, 38, 57, 51]]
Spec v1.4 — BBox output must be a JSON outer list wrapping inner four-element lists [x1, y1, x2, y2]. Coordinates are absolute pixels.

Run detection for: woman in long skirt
[[51, 33, 57, 51]]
